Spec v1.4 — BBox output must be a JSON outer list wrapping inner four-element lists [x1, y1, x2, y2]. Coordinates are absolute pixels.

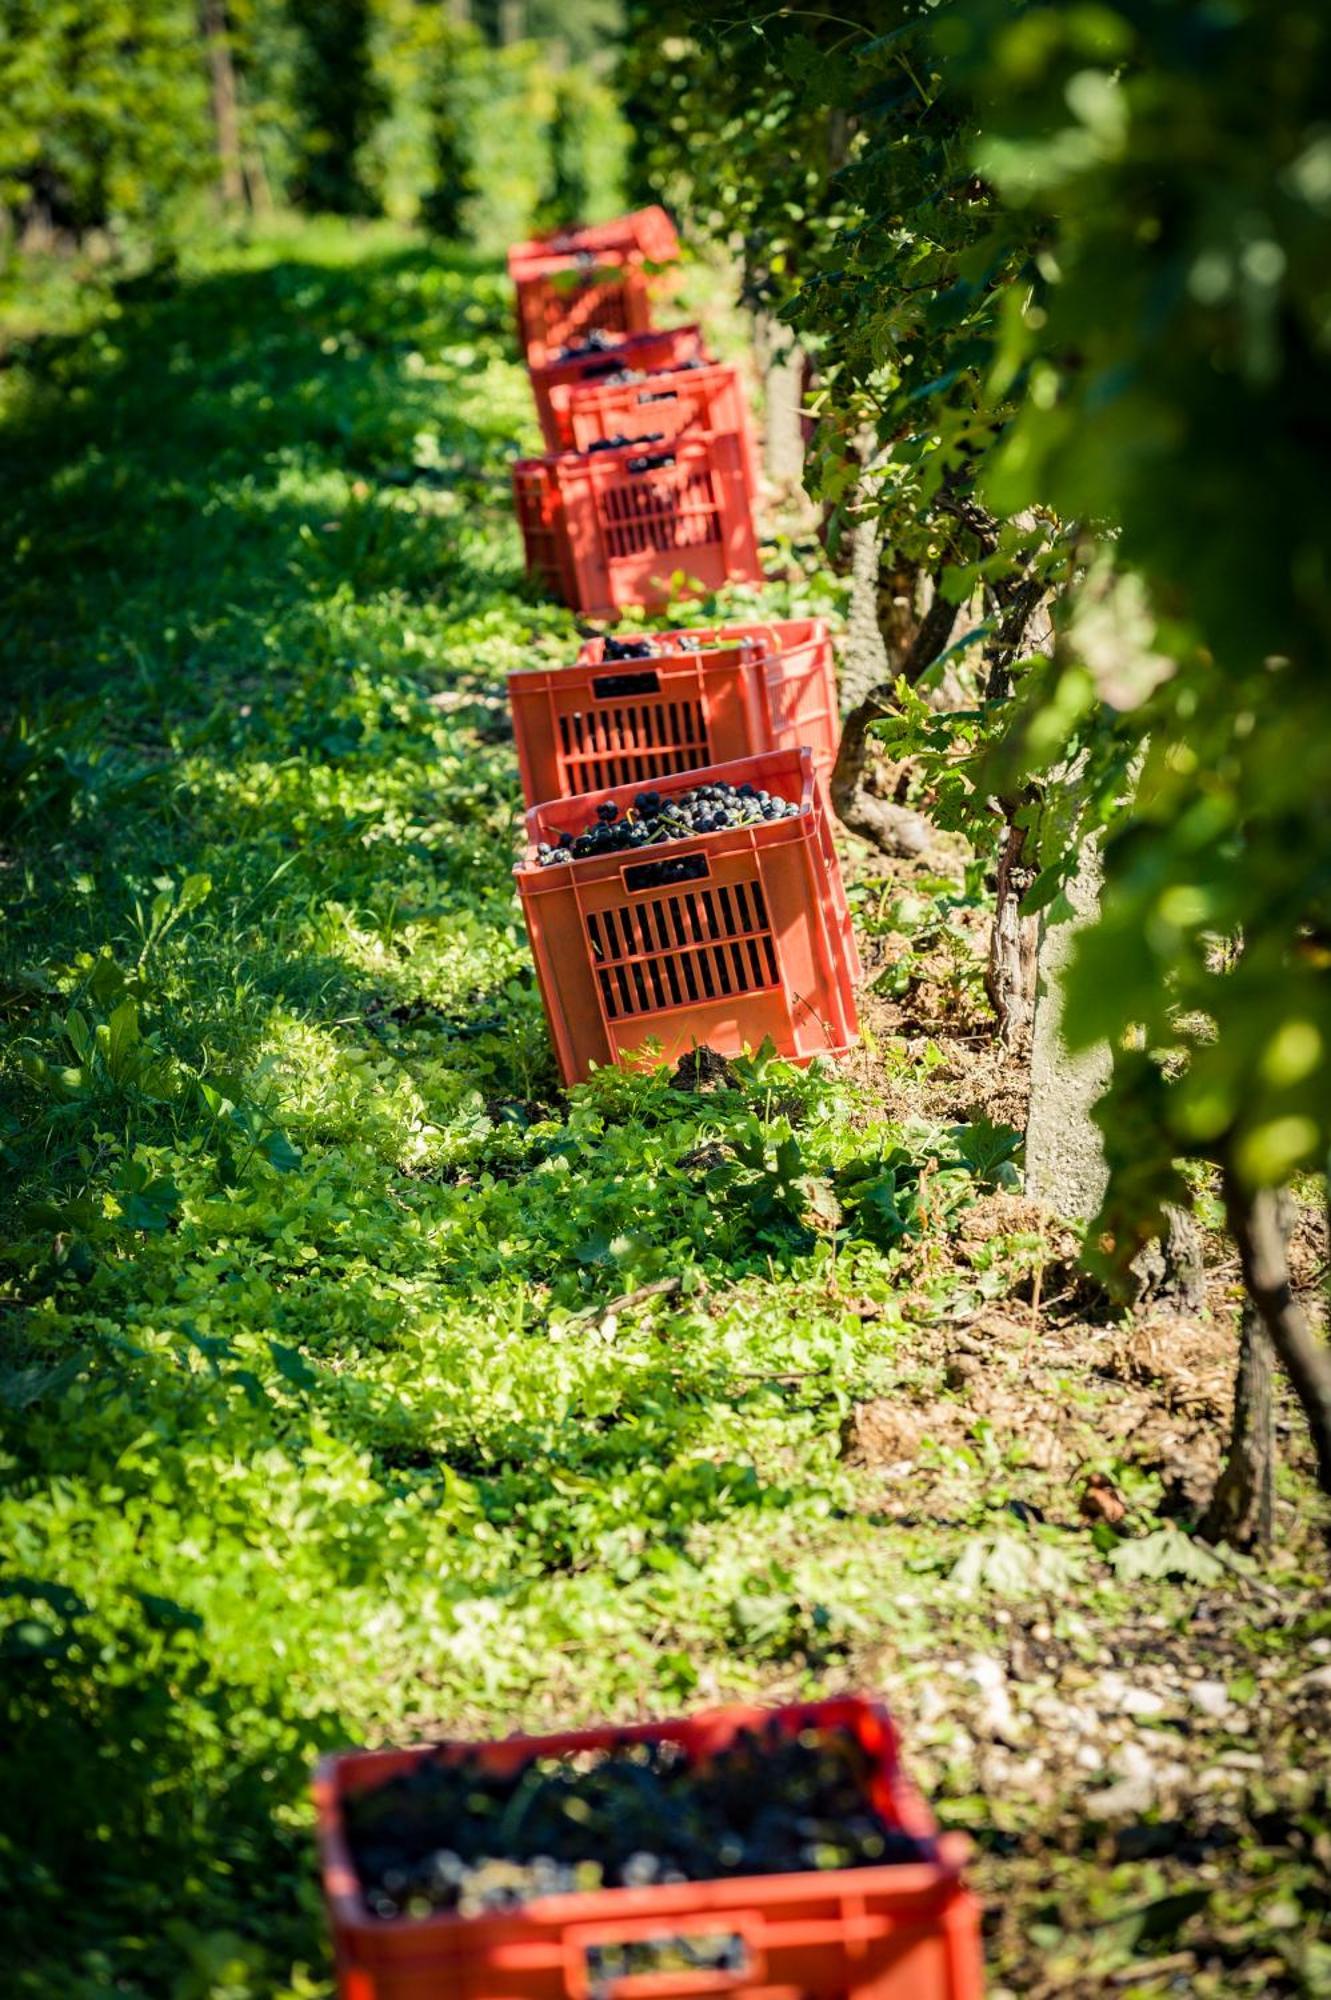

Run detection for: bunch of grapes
[[555, 329, 619, 358], [554, 329, 708, 374], [600, 633, 703, 660], [586, 430, 665, 454], [534, 782, 799, 867], [344, 1722, 930, 1922], [587, 357, 707, 388]]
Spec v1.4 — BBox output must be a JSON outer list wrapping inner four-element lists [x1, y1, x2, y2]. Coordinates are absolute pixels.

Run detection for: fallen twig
[[594, 1275, 689, 1318], [1108, 1955, 1196, 1987]]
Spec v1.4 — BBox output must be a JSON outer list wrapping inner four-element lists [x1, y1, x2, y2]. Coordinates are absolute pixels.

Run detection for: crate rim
[[576, 616, 835, 655], [530, 321, 709, 380], [515, 746, 820, 881], [512, 432, 734, 477], [507, 206, 679, 274], [314, 1694, 972, 1943], [504, 640, 761, 697], [513, 246, 645, 281]]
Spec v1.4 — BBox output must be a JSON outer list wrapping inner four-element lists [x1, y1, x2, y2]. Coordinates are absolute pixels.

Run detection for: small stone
[[1086, 1774, 1152, 1819], [1085, 1740, 1158, 1819], [1121, 1687, 1167, 1719], [1190, 1680, 1231, 1719], [916, 1683, 949, 1726]]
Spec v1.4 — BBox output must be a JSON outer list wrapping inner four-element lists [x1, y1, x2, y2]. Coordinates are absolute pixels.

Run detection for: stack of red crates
[[503, 205, 859, 1085], [509, 206, 762, 615]]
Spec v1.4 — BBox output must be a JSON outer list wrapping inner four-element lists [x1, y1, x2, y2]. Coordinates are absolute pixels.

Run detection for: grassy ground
[[1, 219, 1327, 2000]]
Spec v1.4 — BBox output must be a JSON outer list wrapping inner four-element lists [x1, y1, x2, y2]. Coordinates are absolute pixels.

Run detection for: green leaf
[[120, 1175, 181, 1233], [1109, 1525, 1225, 1585], [105, 998, 140, 1081], [258, 1128, 301, 1173], [86, 954, 127, 1006], [177, 872, 212, 916], [267, 1340, 319, 1391], [951, 1530, 1085, 1597], [64, 1008, 91, 1060], [946, 1116, 1023, 1186]]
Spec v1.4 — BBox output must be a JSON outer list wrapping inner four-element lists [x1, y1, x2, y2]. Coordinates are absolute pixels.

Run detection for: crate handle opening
[[627, 450, 676, 474], [624, 850, 709, 893], [578, 1928, 753, 2000], [637, 388, 680, 404], [591, 670, 662, 698]]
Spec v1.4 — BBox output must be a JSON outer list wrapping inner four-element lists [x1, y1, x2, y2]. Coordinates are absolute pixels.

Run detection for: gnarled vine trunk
[[1223, 1173, 1331, 1503], [830, 564, 954, 859], [838, 485, 891, 712], [827, 446, 939, 858], [980, 569, 1051, 1047], [985, 818, 1038, 1051], [1202, 1298, 1276, 1550]]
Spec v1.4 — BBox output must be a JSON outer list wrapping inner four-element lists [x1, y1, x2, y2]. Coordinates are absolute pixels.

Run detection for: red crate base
[[315, 1698, 984, 2000], [516, 748, 858, 1085]]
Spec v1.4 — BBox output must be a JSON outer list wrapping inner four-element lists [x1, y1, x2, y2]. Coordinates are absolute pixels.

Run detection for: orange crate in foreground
[[509, 617, 839, 807], [515, 748, 858, 1085], [314, 1696, 983, 2000], [530, 323, 711, 452], [512, 435, 761, 617]]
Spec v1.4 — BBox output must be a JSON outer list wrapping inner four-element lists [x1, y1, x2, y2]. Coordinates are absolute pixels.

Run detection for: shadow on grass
[[1, 1581, 337, 1993]]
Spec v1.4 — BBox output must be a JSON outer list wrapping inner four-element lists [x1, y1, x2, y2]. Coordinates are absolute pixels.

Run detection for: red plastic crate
[[564, 362, 759, 504], [512, 435, 762, 617], [531, 324, 711, 453], [314, 1696, 982, 2000], [575, 621, 839, 785], [524, 691, 858, 991], [508, 618, 839, 808], [514, 252, 657, 369], [515, 748, 858, 1084], [507, 205, 680, 276]]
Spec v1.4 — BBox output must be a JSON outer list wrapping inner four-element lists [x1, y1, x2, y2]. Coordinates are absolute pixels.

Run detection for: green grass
[[1, 220, 1327, 2000]]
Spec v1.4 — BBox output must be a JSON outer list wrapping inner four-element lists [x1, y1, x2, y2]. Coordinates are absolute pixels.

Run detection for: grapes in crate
[[345, 1723, 930, 1922], [534, 781, 799, 867]]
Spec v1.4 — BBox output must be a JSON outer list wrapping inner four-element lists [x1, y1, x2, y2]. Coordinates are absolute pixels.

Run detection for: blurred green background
[[0, 0, 629, 312]]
